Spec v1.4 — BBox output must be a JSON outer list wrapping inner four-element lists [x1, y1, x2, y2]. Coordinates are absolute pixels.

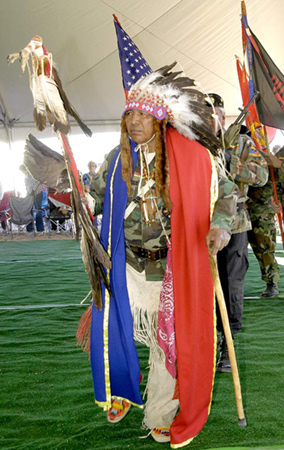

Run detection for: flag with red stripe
[[113, 15, 152, 99]]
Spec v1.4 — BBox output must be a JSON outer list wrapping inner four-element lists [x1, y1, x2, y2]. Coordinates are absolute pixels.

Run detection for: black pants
[[216, 232, 249, 335]]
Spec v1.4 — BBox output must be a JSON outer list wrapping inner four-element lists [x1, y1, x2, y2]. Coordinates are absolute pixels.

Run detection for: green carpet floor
[[0, 240, 284, 450]]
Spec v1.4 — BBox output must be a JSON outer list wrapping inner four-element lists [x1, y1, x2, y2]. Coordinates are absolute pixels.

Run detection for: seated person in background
[[48, 188, 72, 232], [49, 203, 72, 232], [0, 216, 7, 233]]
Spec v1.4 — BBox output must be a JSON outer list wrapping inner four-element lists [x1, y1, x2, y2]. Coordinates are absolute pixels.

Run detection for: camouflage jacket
[[246, 147, 284, 225], [90, 145, 237, 280], [226, 134, 268, 233]]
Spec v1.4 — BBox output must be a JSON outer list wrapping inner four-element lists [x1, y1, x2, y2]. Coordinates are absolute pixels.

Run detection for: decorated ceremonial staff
[[7, 36, 111, 308]]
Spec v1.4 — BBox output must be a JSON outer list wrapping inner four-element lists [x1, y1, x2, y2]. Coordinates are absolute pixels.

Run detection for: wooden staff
[[209, 254, 247, 427]]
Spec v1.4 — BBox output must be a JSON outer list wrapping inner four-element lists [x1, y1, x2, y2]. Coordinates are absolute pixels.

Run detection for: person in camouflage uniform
[[248, 145, 284, 298], [208, 94, 268, 373], [85, 67, 238, 445], [247, 155, 281, 298]]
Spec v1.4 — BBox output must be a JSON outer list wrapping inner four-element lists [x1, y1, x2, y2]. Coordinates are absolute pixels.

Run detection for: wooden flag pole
[[209, 254, 247, 427]]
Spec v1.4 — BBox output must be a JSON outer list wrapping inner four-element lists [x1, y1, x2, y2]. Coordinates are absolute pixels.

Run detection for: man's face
[[125, 109, 155, 144], [88, 163, 96, 173]]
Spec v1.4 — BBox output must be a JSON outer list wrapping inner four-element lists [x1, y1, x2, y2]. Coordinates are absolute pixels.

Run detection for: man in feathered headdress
[[81, 64, 238, 447]]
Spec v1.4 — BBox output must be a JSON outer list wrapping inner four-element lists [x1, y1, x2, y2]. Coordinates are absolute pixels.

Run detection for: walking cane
[[209, 254, 247, 427]]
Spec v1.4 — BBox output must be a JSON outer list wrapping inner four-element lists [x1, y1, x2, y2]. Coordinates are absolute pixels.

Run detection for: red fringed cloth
[[167, 128, 216, 448]]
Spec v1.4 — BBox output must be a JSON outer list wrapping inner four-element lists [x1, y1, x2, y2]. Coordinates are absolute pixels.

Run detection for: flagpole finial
[[241, 1, 247, 17], [113, 14, 121, 26]]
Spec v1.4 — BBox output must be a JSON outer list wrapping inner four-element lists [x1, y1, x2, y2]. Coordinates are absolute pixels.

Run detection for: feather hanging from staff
[[7, 35, 92, 137], [23, 132, 111, 309], [24, 134, 70, 191]]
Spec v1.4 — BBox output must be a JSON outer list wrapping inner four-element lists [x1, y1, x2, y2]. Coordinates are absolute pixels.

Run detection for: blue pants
[[27, 192, 44, 232]]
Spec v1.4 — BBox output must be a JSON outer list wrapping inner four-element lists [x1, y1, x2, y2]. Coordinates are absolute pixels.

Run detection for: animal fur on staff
[[8, 37, 111, 309]]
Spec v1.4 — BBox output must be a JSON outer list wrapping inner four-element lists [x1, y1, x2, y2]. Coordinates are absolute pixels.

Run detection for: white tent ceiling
[[1, 0, 284, 142]]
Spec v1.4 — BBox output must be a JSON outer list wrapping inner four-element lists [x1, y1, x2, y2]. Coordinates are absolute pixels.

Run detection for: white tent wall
[[1, 0, 284, 192], [2, 0, 284, 126]]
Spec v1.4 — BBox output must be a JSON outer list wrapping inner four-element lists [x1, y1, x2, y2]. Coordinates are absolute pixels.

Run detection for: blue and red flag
[[113, 14, 152, 99]]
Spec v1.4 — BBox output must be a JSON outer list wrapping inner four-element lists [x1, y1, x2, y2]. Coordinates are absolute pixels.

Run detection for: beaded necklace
[[140, 149, 158, 225], [141, 150, 155, 183]]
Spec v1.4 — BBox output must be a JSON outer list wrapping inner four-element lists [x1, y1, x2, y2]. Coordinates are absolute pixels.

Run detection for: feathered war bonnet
[[120, 62, 222, 209]]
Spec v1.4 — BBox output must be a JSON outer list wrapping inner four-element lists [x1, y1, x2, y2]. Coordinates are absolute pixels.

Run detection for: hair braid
[[120, 116, 133, 195], [154, 118, 172, 212]]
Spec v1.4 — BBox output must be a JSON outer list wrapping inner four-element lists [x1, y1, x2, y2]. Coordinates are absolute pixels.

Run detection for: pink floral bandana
[[157, 241, 176, 379]]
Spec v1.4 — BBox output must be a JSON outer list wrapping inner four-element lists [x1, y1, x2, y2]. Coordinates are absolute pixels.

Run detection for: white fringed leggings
[[126, 264, 179, 428]]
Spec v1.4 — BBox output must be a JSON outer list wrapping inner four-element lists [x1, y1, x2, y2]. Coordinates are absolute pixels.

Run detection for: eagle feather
[[24, 134, 70, 190]]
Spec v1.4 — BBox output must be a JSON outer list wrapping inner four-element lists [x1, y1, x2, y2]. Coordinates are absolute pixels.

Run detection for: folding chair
[[9, 195, 35, 237], [49, 207, 73, 235], [48, 192, 73, 236]]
